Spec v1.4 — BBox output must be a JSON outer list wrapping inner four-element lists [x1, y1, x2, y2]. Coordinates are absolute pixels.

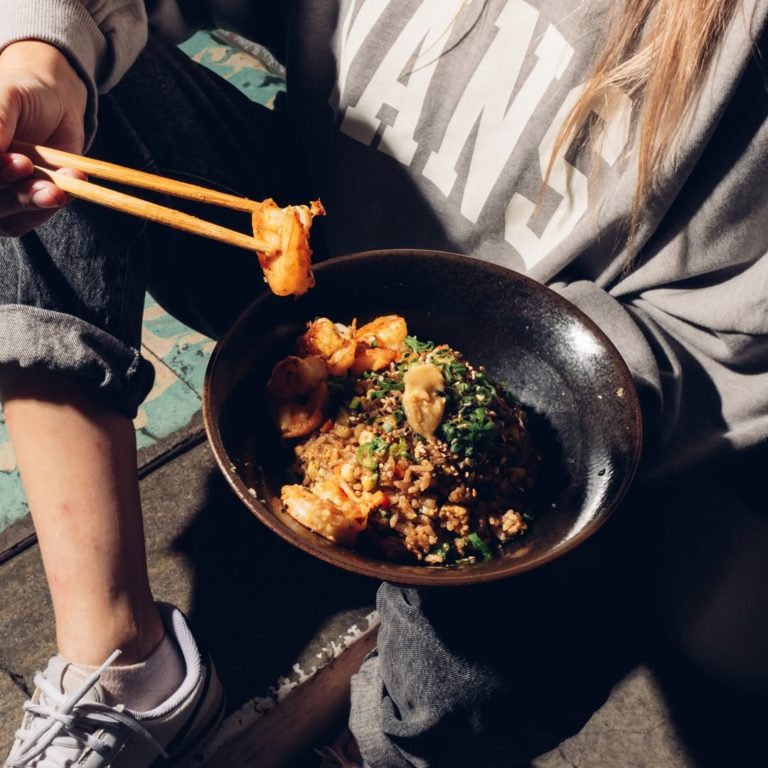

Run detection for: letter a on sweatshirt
[[339, 0, 467, 165]]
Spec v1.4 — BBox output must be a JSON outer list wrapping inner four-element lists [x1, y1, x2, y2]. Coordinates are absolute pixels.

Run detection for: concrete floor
[[2, 431, 767, 766]]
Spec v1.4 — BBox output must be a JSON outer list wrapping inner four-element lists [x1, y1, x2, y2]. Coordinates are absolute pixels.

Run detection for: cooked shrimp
[[312, 479, 367, 516], [266, 355, 329, 438], [252, 198, 325, 297], [346, 315, 408, 373], [354, 315, 408, 350], [327, 343, 357, 376], [349, 346, 398, 374], [281, 484, 367, 546], [301, 318, 349, 357], [301, 317, 357, 376], [266, 354, 326, 397]]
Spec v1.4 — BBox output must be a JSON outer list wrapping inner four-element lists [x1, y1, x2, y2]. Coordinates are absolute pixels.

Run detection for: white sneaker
[[4, 604, 225, 767]]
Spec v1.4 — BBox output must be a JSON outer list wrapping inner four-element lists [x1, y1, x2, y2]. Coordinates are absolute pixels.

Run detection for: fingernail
[[31, 188, 61, 209]]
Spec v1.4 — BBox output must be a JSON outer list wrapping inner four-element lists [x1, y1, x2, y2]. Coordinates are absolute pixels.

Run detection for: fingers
[[0, 178, 65, 235], [0, 156, 87, 236], [0, 175, 66, 211], [0, 85, 20, 152], [0, 151, 85, 187], [0, 151, 33, 183]]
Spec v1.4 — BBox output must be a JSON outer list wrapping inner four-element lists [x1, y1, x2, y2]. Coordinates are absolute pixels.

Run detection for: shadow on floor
[[170, 465, 379, 714], [166, 456, 768, 767], [653, 651, 768, 768]]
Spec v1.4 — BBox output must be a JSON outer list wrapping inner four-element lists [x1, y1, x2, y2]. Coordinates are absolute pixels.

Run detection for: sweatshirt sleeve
[[0, 0, 215, 145], [552, 6, 768, 481], [0, 0, 149, 144], [553, 251, 768, 480]]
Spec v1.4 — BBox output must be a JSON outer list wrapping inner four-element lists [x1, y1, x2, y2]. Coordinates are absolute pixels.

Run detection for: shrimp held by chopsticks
[[252, 198, 326, 297], [6, 141, 325, 298]]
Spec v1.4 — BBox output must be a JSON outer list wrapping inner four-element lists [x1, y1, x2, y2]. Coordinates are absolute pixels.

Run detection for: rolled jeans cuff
[[0, 305, 154, 419]]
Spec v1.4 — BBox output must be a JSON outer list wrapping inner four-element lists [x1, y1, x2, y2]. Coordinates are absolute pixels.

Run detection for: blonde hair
[[553, 0, 741, 254]]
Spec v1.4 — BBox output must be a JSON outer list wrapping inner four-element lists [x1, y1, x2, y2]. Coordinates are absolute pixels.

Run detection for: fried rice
[[271, 318, 540, 566]]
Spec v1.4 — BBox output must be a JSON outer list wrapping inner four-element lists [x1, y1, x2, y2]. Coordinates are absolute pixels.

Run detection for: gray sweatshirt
[[2, 0, 767, 478]]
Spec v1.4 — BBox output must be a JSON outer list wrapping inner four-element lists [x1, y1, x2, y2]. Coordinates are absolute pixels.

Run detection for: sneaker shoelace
[[7, 650, 168, 768]]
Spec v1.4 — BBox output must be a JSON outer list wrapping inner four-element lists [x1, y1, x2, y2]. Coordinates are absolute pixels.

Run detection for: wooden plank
[[204, 624, 379, 767]]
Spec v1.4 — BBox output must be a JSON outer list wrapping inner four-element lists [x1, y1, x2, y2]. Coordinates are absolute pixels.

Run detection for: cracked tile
[[178, 31, 285, 108], [141, 295, 214, 397], [0, 415, 27, 533], [134, 347, 203, 451]]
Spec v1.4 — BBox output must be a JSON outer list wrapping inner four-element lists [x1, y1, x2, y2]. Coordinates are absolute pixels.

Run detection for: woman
[[1, 1, 766, 766]]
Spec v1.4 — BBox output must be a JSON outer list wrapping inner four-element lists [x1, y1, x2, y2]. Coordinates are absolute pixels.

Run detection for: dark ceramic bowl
[[202, 249, 642, 587]]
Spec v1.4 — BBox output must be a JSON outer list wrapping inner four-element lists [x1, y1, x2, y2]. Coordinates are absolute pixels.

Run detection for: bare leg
[[1, 368, 163, 665], [0, 42, 301, 668]]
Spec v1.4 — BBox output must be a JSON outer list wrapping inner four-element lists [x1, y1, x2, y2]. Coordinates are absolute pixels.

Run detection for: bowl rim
[[202, 248, 643, 586]]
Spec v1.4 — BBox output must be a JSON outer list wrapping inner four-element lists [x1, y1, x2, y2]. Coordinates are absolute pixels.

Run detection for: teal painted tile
[[0, 344, 204, 533], [134, 346, 204, 450], [141, 296, 215, 397], [178, 31, 285, 107], [0, 415, 28, 530]]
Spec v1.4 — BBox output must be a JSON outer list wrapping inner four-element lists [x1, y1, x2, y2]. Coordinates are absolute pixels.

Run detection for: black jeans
[[0, 39, 308, 417]]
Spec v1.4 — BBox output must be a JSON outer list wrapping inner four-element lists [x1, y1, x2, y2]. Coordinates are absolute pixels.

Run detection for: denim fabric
[[0, 199, 153, 416], [0, 40, 307, 417]]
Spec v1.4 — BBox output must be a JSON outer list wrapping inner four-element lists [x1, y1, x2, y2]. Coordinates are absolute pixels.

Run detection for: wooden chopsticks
[[10, 141, 272, 253]]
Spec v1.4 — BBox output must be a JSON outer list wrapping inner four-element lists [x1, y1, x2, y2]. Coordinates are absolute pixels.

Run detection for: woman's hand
[[0, 41, 88, 237]]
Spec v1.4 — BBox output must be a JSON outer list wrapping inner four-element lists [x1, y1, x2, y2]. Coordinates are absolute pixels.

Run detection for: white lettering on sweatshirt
[[505, 84, 631, 268], [333, 0, 632, 271], [423, 2, 572, 224], [332, 0, 390, 112], [339, 0, 465, 164]]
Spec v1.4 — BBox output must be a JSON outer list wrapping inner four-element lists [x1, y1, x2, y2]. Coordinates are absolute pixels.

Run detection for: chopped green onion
[[403, 335, 435, 353], [356, 443, 379, 470], [467, 532, 494, 562], [429, 542, 451, 562]]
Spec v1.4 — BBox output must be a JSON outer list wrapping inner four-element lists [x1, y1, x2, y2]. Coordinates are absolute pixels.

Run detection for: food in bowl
[[265, 315, 540, 566]]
